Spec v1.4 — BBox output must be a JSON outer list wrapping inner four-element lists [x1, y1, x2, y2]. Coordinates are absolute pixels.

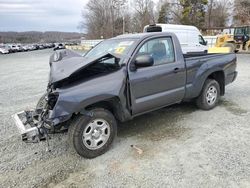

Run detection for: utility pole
[[111, 5, 114, 37], [123, 15, 125, 34], [120, 1, 126, 34]]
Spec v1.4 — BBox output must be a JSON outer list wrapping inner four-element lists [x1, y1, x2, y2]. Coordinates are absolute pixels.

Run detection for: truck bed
[[183, 53, 237, 100], [184, 52, 227, 58]]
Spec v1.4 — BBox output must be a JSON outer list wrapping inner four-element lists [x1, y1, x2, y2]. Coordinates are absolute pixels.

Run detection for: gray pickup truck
[[12, 32, 237, 158]]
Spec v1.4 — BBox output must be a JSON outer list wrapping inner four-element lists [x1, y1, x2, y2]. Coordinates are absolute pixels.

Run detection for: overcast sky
[[0, 0, 87, 32], [0, 0, 160, 32]]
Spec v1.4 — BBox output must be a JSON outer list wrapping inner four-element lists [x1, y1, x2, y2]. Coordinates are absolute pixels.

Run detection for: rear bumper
[[12, 111, 42, 142], [232, 71, 238, 82], [226, 71, 238, 85]]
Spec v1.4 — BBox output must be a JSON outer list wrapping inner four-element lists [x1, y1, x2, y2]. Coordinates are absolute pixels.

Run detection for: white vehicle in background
[[0, 46, 9, 54], [16, 44, 24, 52], [22, 45, 30, 51], [143, 24, 208, 54], [53, 43, 65, 51], [9, 45, 19, 52]]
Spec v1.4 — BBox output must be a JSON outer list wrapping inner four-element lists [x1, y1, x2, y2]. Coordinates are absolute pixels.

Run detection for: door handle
[[173, 67, 180, 73]]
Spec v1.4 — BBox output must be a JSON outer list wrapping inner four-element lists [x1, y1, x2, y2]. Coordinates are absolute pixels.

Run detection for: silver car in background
[[0, 46, 9, 54]]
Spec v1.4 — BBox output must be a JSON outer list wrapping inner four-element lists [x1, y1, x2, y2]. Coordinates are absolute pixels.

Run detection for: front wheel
[[68, 108, 117, 158], [196, 79, 220, 110]]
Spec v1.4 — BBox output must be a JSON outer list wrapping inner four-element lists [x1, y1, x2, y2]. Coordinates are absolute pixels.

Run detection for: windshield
[[234, 27, 245, 35], [247, 27, 250, 35], [85, 39, 136, 59]]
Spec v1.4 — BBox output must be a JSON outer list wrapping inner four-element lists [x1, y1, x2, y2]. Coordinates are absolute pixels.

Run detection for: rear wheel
[[196, 79, 220, 110], [247, 44, 250, 52], [68, 108, 117, 158]]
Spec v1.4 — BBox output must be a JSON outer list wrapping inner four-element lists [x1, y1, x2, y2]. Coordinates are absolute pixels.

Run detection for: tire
[[222, 43, 235, 53], [68, 108, 117, 158], [196, 79, 220, 110], [36, 93, 47, 109], [248, 44, 250, 52]]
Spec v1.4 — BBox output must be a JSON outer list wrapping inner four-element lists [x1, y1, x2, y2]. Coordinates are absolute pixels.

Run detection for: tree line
[[81, 0, 250, 39], [0, 31, 83, 44]]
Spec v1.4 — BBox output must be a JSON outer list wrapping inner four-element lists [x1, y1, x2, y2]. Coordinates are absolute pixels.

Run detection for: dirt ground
[[0, 50, 250, 188]]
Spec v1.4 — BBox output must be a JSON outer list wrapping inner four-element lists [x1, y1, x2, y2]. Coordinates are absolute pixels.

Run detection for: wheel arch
[[185, 68, 226, 100], [84, 97, 130, 122], [207, 71, 225, 96]]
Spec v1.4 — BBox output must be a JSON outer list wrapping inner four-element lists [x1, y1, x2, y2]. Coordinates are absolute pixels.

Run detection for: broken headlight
[[47, 93, 59, 110]]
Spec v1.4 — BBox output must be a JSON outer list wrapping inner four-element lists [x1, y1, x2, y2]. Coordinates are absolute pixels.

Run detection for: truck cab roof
[[114, 32, 174, 40]]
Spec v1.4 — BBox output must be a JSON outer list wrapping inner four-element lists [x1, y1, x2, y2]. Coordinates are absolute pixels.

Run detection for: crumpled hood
[[48, 49, 119, 84]]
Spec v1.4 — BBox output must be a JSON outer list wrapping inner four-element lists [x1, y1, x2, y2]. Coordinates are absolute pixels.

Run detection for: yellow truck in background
[[207, 26, 250, 53]]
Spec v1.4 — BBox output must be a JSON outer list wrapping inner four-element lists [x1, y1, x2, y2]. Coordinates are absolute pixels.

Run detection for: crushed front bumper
[[12, 111, 44, 142]]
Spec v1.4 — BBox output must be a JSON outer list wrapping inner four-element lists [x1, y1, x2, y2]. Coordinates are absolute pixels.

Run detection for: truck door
[[128, 37, 186, 115]]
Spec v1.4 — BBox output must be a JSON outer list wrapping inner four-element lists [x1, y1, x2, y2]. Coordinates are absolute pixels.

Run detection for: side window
[[100, 57, 119, 65], [199, 35, 206, 46], [247, 27, 250, 35], [137, 37, 175, 66]]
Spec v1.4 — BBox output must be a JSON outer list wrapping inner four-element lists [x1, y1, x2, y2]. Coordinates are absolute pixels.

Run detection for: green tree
[[158, 0, 172, 23], [158, 3, 168, 23], [180, 0, 208, 28]]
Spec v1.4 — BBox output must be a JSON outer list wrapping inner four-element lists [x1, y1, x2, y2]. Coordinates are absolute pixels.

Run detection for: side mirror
[[134, 54, 154, 68], [205, 41, 208, 46]]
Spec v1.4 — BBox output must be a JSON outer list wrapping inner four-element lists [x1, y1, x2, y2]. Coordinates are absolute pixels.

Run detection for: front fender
[[48, 69, 127, 124]]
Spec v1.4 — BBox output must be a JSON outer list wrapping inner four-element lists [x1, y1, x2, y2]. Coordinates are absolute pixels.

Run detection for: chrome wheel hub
[[92, 129, 101, 138], [82, 119, 110, 150], [206, 85, 217, 105]]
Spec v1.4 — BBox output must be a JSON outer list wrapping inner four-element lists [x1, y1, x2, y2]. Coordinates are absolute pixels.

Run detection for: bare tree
[[81, 0, 127, 39], [205, 0, 233, 28], [207, 0, 216, 28], [234, 0, 250, 25], [130, 0, 156, 32], [81, 0, 240, 38]]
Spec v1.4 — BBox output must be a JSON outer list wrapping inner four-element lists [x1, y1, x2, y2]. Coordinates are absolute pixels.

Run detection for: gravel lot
[[0, 50, 250, 188]]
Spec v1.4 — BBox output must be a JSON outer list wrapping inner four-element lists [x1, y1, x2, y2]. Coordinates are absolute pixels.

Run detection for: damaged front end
[[12, 91, 60, 143], [12, 47, 128, 144], [11, 50, 80, 143], [12, 110, 46, 143]]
